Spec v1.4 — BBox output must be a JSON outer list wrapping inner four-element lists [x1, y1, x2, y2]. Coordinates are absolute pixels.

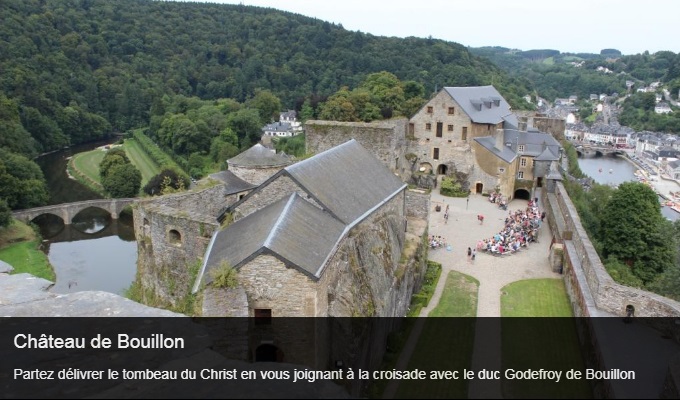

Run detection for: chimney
[[495, 129, 505, 150]]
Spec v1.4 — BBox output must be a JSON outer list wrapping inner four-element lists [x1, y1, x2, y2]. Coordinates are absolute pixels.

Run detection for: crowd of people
[[429, 235, 448, 250], [488, 191, 508, 210], [476, 199, 544, 256]]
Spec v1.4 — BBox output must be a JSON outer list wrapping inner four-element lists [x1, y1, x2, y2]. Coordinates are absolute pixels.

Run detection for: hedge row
[[132, 130, 190, 181], [407, 261, 442, 317]]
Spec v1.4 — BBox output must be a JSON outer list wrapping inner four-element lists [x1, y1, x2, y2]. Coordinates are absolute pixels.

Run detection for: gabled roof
[[534, 147, 560, 161], [262, 121, 293, 133], [444, 86, 514, 125], [207, 170, 255, 195], [203, 193, 345, 281], [283, 139, 406, 225], [227, 143, 291, 168], [504, 129, 562, 157], [473, 137, 517, 164]]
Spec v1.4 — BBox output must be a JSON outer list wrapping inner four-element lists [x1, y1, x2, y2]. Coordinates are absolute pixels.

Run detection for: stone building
[[196, 139, 424, 319], [227, 143, 293, 185], [408, 86, 562, 199]]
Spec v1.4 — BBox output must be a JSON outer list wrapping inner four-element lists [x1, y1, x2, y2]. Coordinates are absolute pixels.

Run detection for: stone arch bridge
[[12, 198, 135, 225], [575, 145, 626, 158]]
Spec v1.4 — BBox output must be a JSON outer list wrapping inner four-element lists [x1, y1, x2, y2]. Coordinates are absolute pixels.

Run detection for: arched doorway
[[255, 344, 284, 362], [513, 188, 531, 200], [475, 182, 484, 194], [437, 164, 448, 175], [418, 162, 433, 174]]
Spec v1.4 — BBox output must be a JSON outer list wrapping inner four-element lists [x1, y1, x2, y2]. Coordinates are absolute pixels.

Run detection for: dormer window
[[518, 145, 525, 153]]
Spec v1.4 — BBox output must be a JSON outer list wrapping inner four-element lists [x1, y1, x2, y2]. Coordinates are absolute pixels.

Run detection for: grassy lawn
[[123, 138, 161, 185], [0, 220, 54, 281], [72, 149, 106, 184], [429, 270, 479, 317], [500, 279, 591, 398], [392, 271, 478, 398], [500, 278, 572, 317]]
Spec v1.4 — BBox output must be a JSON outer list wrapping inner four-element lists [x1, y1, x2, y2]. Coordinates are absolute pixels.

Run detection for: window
[[433, 148, 440, 160], [518, 171, 524, 179], [409, 123, 415, 135], [520, 158, 527, 167], [462, 127, 468, 141], [427, 106, 433, 114], [426, 123, 432, 131], [447, 124, 454, 132], [488, 124, 492, 131], [518, 145, 525, 152], [436, 122, 443, 137], [498, 168, 505, 173], [254, 309, 272, 325], [448, 107, 455, 115], [168, 229, 181, 245]]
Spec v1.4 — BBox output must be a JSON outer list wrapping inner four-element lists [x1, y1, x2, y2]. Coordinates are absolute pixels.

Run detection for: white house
[[279, 110, 302, 132], [655, 102, 672, 114]]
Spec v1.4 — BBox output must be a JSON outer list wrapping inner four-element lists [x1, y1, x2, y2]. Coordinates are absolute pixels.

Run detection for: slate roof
[[262, 121, 293, 133], [227, 144, 291, 168], [473, 136, 517, 164], [444, 86, 515, 125], [504, 129, 562, 157], [668, 160, 680, 169], [203, 193, 345, 280], [534, 147, 560, 161], [284, 139, 406, 225], [207, 170, 255, 195], [474, 129, 561, 163]]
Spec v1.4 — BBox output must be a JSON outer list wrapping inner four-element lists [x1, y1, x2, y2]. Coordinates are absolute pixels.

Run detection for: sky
[[187, 0, 680, 55]]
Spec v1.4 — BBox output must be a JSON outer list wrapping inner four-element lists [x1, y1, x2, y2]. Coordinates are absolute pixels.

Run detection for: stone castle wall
[[405, 189, 430, 220], [543, 181, 680, 317], [305, 119, 408, 173], [133, 202, 218, 306]]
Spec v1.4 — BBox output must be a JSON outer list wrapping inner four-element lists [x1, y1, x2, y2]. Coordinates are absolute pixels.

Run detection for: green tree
[[0, 198, 12, 228], [226, 108, 262, 149], [143, 169, 189, 196], [247, 89, 282, 125], [0, 149, 49, 209], [102, 163, 142, 198], [600, 182, 676, 283], [99, 151, 130, 181]]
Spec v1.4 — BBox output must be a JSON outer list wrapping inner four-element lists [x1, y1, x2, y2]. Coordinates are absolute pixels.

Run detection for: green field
[[123, 138, 161, 184], [72, 149, 106, 184], [429, 270, 479, 317], [70, 140, 161, 191], [501, 278, 572, 317], [393, 271, 479, 398], [0, 220, 54, 281]]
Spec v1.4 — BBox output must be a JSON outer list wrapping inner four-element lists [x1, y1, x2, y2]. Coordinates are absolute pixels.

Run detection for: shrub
[[209, 261, 239, 289], [440, 177, 469, 197]]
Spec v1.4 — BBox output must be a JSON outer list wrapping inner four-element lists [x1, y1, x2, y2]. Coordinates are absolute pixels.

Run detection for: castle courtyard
[[423, 189, 561, 318]]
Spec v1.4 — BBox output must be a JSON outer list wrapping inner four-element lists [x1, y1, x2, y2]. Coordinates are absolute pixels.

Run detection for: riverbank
[[0, 220, 54, 281]]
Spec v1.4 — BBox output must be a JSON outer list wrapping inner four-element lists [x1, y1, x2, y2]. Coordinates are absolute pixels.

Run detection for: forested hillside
[[470, 46, 680, 101], [0, 0, 532, 158]]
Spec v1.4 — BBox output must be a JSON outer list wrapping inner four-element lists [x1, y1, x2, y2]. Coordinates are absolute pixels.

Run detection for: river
[[577, 155, 679, 221], [33, 140, 138, 295]]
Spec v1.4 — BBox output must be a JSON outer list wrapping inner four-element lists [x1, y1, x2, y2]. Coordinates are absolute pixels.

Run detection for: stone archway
[[475, 182, 484, 194], [418, 162, 433, 174], [437, 164, 448, 175], [255, 344, 284, 362], [513, 188, 531, 200]]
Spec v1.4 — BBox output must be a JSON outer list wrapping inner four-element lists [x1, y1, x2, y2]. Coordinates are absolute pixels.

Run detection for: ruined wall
[[305, 119, 408, 174], [229, 165, 286, 186], [405, 189, 430, 220], [143, 185, 231, 219], [232, 174, 322, 220], [133, 203, 218, 306], [543, 182, 680, 317]]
